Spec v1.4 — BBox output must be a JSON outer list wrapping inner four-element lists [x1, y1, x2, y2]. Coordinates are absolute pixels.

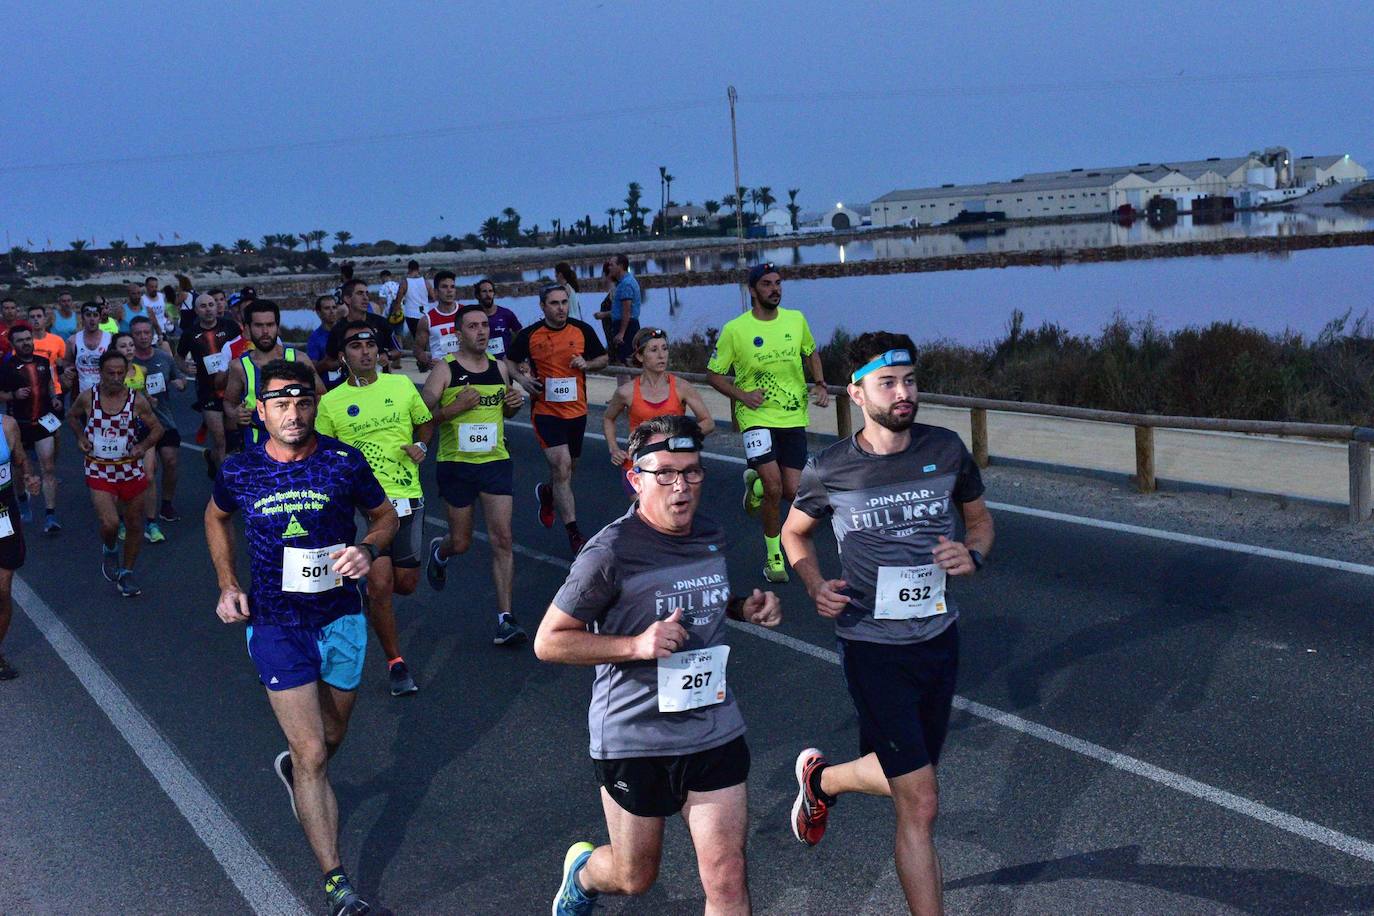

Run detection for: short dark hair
[[614, 253, 630, 269], [628, 414, 703, 462], [99, 348, 128, 369], [475, 277, 495, 295], [260, 358, 315, 391], [407, 259, 420, 271], [380, 270, 392, 278], [208, 288, 225, 297], [539, 283, 568, 305], [110, 331, 133, 351], [340, 278, 368, 300], [7, 321, 33, 345], [847, 331, 917, 381], [80, 300, 101, 314], [145, 276, 158, 284], [433, 270, 456, 286], [315, 294, 336, 310], [339, 262, 354, 280], [1, 297, 17, 307], [554, 261, 579, 292], [129, 315, 154, 330], [243, 299, 281, 325], [457, 303, 485, 320]]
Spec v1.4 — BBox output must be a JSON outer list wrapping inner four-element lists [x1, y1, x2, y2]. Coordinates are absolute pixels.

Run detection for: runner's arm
[[128, 394, 163, 458], [419, 362, 447, 411], [534, 605, 686, 665], [602, 384, 630, 461], [677, 380, 716, 437], [413, 315, 432, 370], [222, 361, 247, 432], [497, 361, 524, 417], [66, 390, 92, 451], [782, 508, 851, 618], [358, 497, 398, 555], [934, 497, 994, 576], [806, 350, 830, 407], [205, 496, 250, 622], [4, 416, 37, 494]]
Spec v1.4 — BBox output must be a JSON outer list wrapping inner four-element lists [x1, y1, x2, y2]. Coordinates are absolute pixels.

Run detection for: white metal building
[[1292, 154, 1367, 186]]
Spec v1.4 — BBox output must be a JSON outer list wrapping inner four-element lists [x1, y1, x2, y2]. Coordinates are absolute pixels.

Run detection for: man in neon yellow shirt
[[317, 321, 433, 697], [707, 263, 829, 582]]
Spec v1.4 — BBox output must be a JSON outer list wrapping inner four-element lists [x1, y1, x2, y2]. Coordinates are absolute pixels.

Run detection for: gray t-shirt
[[552, 505, 746, 760], [793, 423, 985, 645], [132, 349, 186, 431]]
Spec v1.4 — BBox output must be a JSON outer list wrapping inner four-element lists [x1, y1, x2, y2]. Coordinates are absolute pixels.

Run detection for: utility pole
[[728, 85, 746, 312]]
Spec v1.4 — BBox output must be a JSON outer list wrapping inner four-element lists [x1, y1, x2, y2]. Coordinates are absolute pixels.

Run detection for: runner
[[605, 254, 642, 364], [0, 411, 42, 681], [320, 280, 401, 379], [535, 414, 782, 915], [112, 332, 147, 391], [67, 349, 162, 597], [508, 284, 607, 555], [412, 270, 460, 372], [603, 327, 716, 494], [474, 277, 522, 367], [420, 304, 527, 646], [0, 298, 19, 358], [396, 261, 431, 340], [781, 332, 994, 916], [706, 262, 830, 583], [377, 270, 401, 330], [131, 315, 189, 528], [0, 323, 63, 532], [122, 279, 153, 331], [51, 291, 79, 340], [25, 304, 65, 521], [205, 359, 397, 916], [176, 293, 239, 476], [223, 299, 323, 450], [317, 321, 433, 697], [141, 275, 173, 335], [63, 301, 112, 395], [306, 295, 347, 389]]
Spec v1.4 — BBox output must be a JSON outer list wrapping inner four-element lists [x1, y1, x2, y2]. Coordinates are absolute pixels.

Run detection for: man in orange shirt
[[27, 305, 66, 397], [509, 284, 608, 554]]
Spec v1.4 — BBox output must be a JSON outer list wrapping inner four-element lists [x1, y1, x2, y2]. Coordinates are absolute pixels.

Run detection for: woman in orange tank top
[[603, 327, 716, 493]]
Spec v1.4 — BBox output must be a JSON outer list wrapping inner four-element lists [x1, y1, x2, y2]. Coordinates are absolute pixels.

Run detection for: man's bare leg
[[576, 788, 666, 898], [681, 783, 751, 915], [479, 492, 513, 613]]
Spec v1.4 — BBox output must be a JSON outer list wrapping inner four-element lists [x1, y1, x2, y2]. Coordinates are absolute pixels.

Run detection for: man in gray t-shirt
[[782, 331, 994, 916], [130, 315, 188, 526], [535, 415, 781, 916]]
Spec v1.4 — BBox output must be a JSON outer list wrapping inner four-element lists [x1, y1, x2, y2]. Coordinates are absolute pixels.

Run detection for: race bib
[[486, 336, 506, 357], [144, 372, 166, 395], [545, 377, 577, 403], [657, 645, 729, 713], [202, 352, 228, 374], [743, 428, 772, 459], [435, 333, 459, 357], [325, 368, 344, 385], [0, 511, 12, 539], [459, 422, 497, 452], [0, 463, 10, 487], [92, 431, 127, 460], [874, 564, 947, 620], [37, 413, 62, 433], [281, 544, 344, 593], [389, 497, 415, 518]]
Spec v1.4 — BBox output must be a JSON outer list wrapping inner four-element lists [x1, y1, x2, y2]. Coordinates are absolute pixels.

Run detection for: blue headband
[[851, 349, 913, 383]]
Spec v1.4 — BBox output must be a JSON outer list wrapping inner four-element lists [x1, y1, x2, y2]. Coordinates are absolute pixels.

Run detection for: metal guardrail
[[594, 367, 1374, 523]]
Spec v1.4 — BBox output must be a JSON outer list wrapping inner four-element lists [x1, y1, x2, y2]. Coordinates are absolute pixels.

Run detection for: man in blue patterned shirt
[[205, 358, 397, 916]]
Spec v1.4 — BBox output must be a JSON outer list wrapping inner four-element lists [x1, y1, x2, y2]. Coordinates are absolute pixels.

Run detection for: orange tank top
[[629, 374, 684, 431]]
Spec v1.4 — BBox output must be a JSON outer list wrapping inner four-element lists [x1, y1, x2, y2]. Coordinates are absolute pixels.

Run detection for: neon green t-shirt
[[706, 306, 817, 429], [316, 373, 432, 499]]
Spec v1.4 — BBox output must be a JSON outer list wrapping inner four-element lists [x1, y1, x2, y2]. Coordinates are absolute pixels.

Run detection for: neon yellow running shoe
[[552, 841, 597, 915], [742, 468, 763, 516]]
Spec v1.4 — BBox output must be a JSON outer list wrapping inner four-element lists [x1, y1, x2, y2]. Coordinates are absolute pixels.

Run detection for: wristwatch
[[359, 542, 379, 562], [412, 441, 428, 456], [968, 549, 985, 571]]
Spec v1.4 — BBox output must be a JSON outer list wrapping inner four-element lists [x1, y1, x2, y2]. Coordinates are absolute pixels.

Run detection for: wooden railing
[[595, 368, 1374, 523]]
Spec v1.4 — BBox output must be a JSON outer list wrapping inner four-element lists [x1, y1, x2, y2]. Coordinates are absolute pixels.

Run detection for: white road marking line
[[12, 577, 309, 916], [423, 514, 1374, 864], [510, 419, 1373, 576]]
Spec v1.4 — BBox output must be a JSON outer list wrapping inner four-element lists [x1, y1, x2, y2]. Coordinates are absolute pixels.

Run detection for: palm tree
[[260, 234, 277, 250], [280, 234, 300, 250], [334, 230, 352, 250], [208, 243, 228, 256], [756, 186, 775, 213], [787, 188, 802, 230], [664, 172, 676, 218], [722, 194, 738, 213], [747, 189, 760, 214], [480, 216, 504, 246], [605, 208, 619, 233], [69, 239, 88, 251], [236, 238, 256, 253], [501, 207, 521, 244], [624, 183, 646, 234], [110, 239, 128, 251], [658, 166, 668, 235]]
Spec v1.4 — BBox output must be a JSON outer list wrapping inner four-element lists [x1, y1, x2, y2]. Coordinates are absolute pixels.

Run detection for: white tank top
[[402, 275, 431, 319], [141, 293, 171, 332], [426, 305, 460, 359], [75, 331, 112, 391]]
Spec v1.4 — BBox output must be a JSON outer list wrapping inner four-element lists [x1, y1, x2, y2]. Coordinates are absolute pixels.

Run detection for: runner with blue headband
[[781, 330, 996, 915]]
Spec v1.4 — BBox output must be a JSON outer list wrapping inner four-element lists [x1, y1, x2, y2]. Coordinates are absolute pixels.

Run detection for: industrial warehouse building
[[870, 150, 1367, 228]]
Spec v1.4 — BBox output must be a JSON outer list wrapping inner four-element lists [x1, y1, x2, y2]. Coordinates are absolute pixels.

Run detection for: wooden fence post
[[835, 390, 852, 438], [1349, 441, 1371, 523], [970, 407, 989, 468], [1134, 425, 1156, 493]]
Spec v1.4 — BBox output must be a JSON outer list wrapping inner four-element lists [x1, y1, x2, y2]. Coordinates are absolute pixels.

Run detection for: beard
[[869, 400, 917, 432]]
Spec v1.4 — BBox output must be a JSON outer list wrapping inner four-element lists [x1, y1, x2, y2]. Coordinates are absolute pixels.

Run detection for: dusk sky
[[5, 1, 1371, 249]]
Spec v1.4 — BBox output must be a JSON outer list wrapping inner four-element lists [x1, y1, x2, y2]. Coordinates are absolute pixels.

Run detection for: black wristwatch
[[968, 549, 985, 571], [359, 542, 379, 562]]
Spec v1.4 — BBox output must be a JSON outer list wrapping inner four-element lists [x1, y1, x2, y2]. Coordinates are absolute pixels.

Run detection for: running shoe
[[43, 514, 61, 535], [551, 841, 597, 915], [763, 557, 789, 584], [535, 482, 555, 528], [158, 503, 180, 522], [791, 747, 831, 847], [144, 521, 166, 544], [0, 654, 17, 681], [117, 569, 142, 598], [325, 873, 377, 916], [389, 660, 419, 697], [494, 614, 528, 647], [100, 547, 119, 582], [742, 468, 763, 516], [273, 750, 298, 821], [425, 536, 447, 591]]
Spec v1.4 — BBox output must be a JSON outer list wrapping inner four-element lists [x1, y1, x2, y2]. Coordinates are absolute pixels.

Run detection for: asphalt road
[[3, 398, 1374, 915]]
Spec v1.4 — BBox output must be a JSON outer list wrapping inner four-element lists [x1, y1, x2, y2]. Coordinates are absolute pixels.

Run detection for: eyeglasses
[[633, 466, 705, 486]]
